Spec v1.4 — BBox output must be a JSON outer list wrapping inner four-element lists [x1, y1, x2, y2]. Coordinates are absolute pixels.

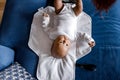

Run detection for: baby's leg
[[54, 0, 64, 14], [73, 0, 83, 16]]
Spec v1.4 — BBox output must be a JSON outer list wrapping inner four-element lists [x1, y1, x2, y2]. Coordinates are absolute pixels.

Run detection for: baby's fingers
[[88, 41, 95, 47]]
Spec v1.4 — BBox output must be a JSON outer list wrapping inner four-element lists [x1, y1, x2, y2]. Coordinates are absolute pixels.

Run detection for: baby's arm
[[54, 0, 64, 14], [73, 0, 83, 16], [77, 32, 95, 47]]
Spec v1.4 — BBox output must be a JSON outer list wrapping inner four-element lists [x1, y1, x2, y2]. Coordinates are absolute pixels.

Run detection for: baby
[[42, 0, 95, 58], [29, 0, 96, 80]]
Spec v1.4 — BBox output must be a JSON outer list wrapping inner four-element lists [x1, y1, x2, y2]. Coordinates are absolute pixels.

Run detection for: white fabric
[[28, 4, 93, 80], [47, 5, 77, 41]]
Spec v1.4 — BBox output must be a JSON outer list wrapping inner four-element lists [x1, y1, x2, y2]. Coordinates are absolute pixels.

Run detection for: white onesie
[[28, 4, 94, 80], [48, 5, 77, 41], [43, 5, 93, 42]]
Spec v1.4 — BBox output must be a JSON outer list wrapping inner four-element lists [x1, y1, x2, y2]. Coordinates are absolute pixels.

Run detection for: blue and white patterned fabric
[[0, 62, 37, 80]]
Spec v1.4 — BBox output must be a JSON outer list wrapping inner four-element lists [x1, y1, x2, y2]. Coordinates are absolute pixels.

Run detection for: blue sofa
[[0, 0, 50, 77], [0, 0, 120, 80], [75, 0, 120, 80]]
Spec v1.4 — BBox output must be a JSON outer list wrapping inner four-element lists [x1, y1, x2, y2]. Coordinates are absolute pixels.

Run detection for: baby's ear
[[51, 42, 54, 53]]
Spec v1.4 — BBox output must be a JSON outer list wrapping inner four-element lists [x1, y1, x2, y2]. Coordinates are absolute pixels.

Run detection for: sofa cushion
[[0, 45, 14, 71]]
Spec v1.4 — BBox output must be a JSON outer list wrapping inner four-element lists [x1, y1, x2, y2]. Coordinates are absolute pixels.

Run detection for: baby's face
[[51, 35, 71, 58]]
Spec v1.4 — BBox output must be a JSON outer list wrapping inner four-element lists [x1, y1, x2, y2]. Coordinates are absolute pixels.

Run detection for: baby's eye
[[59, 42, 62, 43]]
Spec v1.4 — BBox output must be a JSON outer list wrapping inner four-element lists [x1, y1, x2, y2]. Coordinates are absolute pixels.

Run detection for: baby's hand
[[88, 41, 95, 47], [42, 13, 49, 17], [42, 13, 50, 28]]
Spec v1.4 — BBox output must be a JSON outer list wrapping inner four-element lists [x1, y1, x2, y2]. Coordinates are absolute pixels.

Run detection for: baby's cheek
[[51, 45, 69, 58]]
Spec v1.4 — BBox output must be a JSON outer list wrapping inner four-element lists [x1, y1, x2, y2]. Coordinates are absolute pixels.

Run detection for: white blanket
[[28, 5, 92, 80]]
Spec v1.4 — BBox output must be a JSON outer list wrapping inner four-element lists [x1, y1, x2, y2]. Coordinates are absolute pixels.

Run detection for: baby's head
[[51, 35, 71, 58]]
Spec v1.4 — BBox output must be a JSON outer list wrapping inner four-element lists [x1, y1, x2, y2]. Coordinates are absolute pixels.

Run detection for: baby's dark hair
[[92, 0, 116, 12]]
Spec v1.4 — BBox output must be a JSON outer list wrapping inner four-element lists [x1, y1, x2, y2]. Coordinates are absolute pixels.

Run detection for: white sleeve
[[75, 32, 94, 60], [76, 32, 94, 43]]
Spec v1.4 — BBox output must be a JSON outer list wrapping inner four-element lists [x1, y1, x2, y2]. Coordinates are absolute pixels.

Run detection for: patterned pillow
[[0, 62, 37, 80]]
